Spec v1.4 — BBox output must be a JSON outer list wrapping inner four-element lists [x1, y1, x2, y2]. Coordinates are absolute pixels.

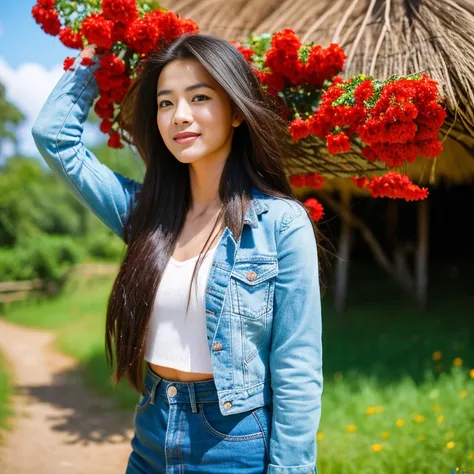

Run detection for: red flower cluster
[[262, 29, 345, 93], [303, 43, 346, 87], [353, 172, 428, 201], [289, 172, 326, 188], [289, 73, 446, 169], [32, 0, 60, 36], [32, 0, 200, 148], [304, 198, 325, 222], [94, 54, 133, 148], [231, 41, 255, 62]]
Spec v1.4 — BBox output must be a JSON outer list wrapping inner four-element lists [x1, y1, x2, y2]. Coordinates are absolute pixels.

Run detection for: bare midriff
[[148, 362, 214, 382]]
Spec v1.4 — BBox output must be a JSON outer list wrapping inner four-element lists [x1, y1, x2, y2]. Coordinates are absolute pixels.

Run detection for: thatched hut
[[160, 0, 474, 309]]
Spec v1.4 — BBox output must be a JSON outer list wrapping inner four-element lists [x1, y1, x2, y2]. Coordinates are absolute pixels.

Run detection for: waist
[[144, 364, 219, 404]]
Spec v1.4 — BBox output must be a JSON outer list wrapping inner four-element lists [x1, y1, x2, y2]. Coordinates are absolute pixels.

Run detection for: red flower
[[94, 97, 115, 119], [82, 13, 114, 50], [303, 43, 345, 86], [32, 5, 61, 36], [368, 172, 428, 201], [304, 198, 325, 221], [290, 119, 310, 142], [80, 57, 96, 67], [111, 22, 128, 43], [354, 80, 374, 105], [37, 0, 55, 7], [306, 172, 326, 188], [59, 26, 83, 49], [108, 131, 124, 149], [100, 119, 114, 134], [265, 29, 302, 86], [231, 40, 255, 62], [417, 139, 443, 158], [289, 175, 307, 187], [290, 172, 326, 189], [99, 53, 126, 75], [260, 71, 285, 93], [351, 176, 369, 189], [327, 132, 351, 154], [102, 0, 138, 25], [63, 57, 75, 71], [125, 13, 160, 54]]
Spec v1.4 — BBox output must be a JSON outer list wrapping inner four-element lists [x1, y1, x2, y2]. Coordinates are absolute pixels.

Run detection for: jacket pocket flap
[[231, 259, 278, 286]]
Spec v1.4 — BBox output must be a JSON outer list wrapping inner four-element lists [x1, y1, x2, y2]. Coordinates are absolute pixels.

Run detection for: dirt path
[[0, 318, 135, 473]]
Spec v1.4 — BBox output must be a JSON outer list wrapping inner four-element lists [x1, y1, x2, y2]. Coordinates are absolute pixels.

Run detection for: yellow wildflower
[[366, 406, 376, 415], [453, 357, 463, 367], [432, 351, 442, 361], [372, 443, 383, 452], [437, 415, 445, 423], [470, 368, 474, 379], [446, 441, 455, 449], [381, 432, 390, 440], [346, 424, 357, 433], [414, 415, 425, 423], [468, 451, 474, 460], [317, 433, 325, 441], [432, 404, 441, 411], [396, 418, 404, 427], [459, 390, 468, 399]]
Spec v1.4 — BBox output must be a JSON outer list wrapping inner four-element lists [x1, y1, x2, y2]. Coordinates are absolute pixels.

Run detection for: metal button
[[213, 342, 223, 351], [223, 401, 232, 409], [167, 385, 178, 397], [247, 270, 257, 281]]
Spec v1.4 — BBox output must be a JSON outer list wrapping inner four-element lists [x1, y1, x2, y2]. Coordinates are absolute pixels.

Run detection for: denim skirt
[[126, 364, 272, 473]]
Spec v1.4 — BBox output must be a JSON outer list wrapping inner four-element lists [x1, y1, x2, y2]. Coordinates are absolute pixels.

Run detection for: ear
[[232, 110, 244, 128]]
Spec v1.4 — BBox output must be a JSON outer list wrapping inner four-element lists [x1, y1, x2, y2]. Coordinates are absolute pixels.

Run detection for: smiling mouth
[[174, 135, 201, 144]]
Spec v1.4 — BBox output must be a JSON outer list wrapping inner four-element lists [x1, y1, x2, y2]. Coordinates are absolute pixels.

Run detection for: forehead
[[157, 58, 217, 90]]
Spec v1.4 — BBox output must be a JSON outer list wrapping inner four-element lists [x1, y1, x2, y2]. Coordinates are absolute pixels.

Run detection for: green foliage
[[0, 235, 85, 282]]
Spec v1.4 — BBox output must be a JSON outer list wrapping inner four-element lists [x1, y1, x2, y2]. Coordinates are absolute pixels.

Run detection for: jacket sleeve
[[267, 202, 323, 474], [31, 53, 141, 241]]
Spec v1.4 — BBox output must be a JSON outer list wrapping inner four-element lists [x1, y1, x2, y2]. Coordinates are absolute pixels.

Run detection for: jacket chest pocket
[[230, 258, 278, 319]]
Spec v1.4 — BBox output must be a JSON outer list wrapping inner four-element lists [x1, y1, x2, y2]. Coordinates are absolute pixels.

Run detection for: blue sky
[[0, 0, 102, 162]]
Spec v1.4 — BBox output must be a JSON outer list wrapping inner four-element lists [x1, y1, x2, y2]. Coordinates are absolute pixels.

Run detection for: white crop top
[[144, 247, 217, 373]]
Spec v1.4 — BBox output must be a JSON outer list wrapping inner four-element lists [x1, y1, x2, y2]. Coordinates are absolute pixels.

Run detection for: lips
[[173, 132, 201, 140]]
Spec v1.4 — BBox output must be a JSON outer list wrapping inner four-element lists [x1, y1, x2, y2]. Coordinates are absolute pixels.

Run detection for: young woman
[[32, 33, 323, 474]]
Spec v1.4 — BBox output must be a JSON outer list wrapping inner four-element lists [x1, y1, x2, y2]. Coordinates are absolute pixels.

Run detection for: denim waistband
[[144, 364, 220, 409]]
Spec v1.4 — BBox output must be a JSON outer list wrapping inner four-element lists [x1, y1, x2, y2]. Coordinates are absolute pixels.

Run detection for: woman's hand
[[80, 44, 98, 59]]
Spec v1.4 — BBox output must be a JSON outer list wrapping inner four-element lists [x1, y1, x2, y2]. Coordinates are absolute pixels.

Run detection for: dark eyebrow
[[157, 82, 215, 98]]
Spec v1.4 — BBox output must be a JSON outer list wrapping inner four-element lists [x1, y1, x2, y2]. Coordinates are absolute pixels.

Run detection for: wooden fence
[[0, 263, 118, 304]]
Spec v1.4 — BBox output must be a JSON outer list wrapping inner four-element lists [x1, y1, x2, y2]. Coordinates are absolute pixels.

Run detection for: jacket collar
[[244, 186, 269, 229]]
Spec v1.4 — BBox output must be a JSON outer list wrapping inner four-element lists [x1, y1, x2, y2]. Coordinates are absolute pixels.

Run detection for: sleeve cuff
[[266, 463, 317, 474]]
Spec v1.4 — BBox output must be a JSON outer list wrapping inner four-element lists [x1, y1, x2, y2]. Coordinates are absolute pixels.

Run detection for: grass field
[[0, 350, 14, 444], [0, 261, 472, 472]]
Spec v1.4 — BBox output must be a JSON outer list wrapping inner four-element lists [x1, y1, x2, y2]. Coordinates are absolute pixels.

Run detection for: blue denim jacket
[[32, 53, 323, 474]]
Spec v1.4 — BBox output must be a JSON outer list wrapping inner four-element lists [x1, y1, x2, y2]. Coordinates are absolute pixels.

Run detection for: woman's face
[[156, 57, 243, 165]]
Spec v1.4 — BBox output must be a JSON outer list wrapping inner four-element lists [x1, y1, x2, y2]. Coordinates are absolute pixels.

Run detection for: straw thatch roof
[[160, 0, 474, 184]]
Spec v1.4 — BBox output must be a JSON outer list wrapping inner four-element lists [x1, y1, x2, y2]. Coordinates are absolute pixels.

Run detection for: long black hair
[[106, 33, 322, 392]]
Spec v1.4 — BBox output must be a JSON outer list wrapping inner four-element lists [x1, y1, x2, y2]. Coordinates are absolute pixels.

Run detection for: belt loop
[[188, 382, 198, 413], [150, 375, 162, 406]]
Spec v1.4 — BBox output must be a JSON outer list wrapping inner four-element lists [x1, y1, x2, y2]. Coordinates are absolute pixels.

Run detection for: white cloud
[[0, 57, 102, 163]]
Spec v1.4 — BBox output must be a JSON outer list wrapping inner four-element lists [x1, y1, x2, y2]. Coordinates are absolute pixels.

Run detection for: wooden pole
[[334, 189, 352, 313], [415, 199, 429, 311]]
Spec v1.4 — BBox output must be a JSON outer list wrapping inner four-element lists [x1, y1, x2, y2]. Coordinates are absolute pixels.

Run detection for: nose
[[173, 98, 193, 125]]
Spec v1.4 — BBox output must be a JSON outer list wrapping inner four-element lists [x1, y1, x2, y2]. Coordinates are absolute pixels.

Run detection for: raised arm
[[31, 48, 142, 241]]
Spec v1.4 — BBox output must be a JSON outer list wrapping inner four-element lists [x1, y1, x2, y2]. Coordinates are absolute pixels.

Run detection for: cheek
[[157, 115, 169, 142]]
